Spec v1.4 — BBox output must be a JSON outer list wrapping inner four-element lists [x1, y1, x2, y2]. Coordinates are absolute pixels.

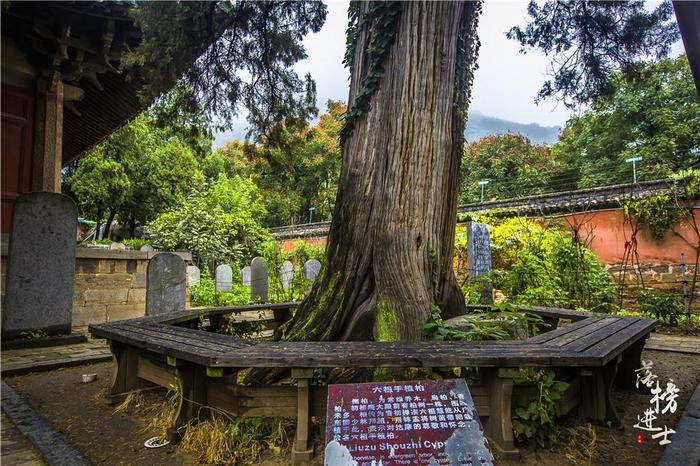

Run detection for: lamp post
[[308, 207, 315, 223], [478, 180, 490, 202], [625, 156, 642, 184]]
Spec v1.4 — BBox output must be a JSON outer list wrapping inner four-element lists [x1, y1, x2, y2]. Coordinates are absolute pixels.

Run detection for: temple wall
[[1, 248, 191, 329]]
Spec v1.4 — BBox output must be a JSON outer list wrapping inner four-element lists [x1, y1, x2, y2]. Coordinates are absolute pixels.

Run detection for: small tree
[[69, 152, 131, 239]]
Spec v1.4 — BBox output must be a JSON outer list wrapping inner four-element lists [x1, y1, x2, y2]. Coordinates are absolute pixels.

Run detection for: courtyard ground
[[2, 346, 697, 465]]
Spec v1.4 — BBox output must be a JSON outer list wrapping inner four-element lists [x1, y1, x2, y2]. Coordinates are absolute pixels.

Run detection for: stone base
[[1, 323, 72, 341], [291, 440, 313, 464], [1, 333, 87, 350], [492, 444, 520, 460]]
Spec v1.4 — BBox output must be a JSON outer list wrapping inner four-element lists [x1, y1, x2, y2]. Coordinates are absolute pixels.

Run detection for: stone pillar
[[32, 72, 63, 193]]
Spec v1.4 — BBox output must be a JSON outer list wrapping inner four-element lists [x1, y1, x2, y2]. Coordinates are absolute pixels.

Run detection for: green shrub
[[636, 289, 684, 324], [122, 238, 152, 249], [189, 271, 249, 307], [488, 218, 617, 312], [512, 369, 569, 447]]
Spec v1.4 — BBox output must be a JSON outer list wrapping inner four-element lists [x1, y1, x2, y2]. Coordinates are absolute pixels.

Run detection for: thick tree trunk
[[280, 1, 481, 343]]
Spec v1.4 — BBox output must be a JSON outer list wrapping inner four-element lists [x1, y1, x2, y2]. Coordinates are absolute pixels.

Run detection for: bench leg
[[616, 337, 646, 391], [484, 369, 519, 459], [106, 341, 139, 405], [581, 361, 621, 427], [168, 364, 209, 443], [291, 368, 313, 464]]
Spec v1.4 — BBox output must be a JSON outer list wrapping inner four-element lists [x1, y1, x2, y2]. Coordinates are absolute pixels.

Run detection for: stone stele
[[186, 265, 201, 286], [3, 193, 78, 338], [146, 252, 186, 316], [250, 257, 268, 302]]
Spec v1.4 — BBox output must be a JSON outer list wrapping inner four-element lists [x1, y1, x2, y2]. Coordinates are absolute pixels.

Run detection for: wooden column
[[484, 368, 519, 458], [106, 341, 139, 405], [616, 337, 647, 391], [168, 362, 209, 443], [291, 368, 313, 464], [32, 72, 63, 193], [580, 360, 621, 427]]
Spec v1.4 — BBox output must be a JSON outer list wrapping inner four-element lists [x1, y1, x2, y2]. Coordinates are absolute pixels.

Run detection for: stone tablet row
[[183, 258, 323, 303]]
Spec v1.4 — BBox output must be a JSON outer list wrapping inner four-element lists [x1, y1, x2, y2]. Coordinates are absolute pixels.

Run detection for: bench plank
[[117, 322, 248, 355], [527, 316, 606, 344], [563, 318, 641, 352], [212, 341, 596, 368], [586, 318, 657, 365], [90, 323, 217, 366]]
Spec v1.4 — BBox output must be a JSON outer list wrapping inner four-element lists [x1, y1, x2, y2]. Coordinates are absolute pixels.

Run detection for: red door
[[1, 85, 35, 233]]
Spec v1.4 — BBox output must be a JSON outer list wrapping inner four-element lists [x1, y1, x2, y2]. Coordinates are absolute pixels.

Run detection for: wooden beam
[[32, 73, 63, 192]]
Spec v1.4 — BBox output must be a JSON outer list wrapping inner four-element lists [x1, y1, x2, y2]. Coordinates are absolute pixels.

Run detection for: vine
[[622, 194, 685, 242], [340, 1, 403, 143]]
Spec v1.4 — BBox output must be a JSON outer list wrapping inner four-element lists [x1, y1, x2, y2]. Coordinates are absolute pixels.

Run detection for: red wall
[[279, 208, 699, 267], [558, 208, 699, 265]]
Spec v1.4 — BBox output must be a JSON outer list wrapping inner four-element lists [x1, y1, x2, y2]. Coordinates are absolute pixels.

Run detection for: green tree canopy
[[146, 174, 270, 270], [459, 134, 559, 203], [69, 151, 131, 237], [508, 0, 679, 108], [123, 1, 327, 139], [67, 114, 205, 237], [552, 55, 700, 187], [215, 100, 344, 225]]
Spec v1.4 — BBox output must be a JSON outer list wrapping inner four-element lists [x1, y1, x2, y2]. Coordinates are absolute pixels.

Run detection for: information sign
[[324, 379, 494, 465]]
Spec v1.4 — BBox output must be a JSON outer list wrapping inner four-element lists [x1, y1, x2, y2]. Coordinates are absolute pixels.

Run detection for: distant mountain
[[213, 110, 562, 149], [466, 111, 561, 146]]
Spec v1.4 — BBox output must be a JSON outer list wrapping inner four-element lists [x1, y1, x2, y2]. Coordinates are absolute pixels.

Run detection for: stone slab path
[[646, 334, 700, 354], [1, 337, 110, 376], [1, 412, 45, 466], [1, 381, 89, 465], [657, 382, 700, 466]]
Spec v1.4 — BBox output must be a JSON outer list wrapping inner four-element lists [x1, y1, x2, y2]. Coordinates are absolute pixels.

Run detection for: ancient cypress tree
[[127, 1, 678, 347], [277, 2, 482, 343]]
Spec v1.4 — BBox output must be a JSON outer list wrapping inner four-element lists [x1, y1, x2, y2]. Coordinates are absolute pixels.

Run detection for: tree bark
[[104, 208, 117, 241], [129, 210, 137, 238], [279, 1, 481, 343], [95, 207, 103, 240]]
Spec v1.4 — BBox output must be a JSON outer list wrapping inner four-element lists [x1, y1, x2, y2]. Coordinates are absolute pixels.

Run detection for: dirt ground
[[4, 348, 699, 466]]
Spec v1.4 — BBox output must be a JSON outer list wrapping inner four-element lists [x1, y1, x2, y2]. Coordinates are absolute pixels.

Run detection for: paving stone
[[656, 415, 700, 466], [684, 382, 700, 420]]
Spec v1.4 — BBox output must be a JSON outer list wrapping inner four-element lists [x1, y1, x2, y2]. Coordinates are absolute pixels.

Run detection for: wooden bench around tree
[[89, 303, 656, 462]]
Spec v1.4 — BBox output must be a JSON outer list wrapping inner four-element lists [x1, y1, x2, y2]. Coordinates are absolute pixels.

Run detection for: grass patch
[[181, 415, 293, 464], [561, 423, 597, 465]]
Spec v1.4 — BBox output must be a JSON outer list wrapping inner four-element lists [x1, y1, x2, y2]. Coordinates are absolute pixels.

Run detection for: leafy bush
[[122, 238, 153, 249], [423, 305, 510, 341], [147, 174, 270, 270], [512, 369, 569, 446], [636, 289, 684, 324], [189, 272, 249, 307], [488, 218, 617, 312]]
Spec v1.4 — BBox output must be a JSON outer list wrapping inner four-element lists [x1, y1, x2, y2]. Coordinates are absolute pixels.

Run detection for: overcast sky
[[214, 1, 684, 147]]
